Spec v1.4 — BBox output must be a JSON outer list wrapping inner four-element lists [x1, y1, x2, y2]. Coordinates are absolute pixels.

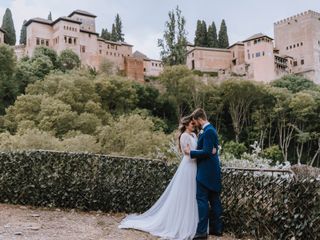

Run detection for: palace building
[[16, 10, 161, 82], [7, 9, 320, 83], [187, 10, 320, 84]]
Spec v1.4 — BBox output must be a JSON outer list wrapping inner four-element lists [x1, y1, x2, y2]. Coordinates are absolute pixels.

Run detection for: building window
[[293, 44, 296, 48], [256, 52, 261, 57], [290, 45, 292, 49], [286, 46, 288, 50], [36, 38, 40, 45], [293, 61, 297, 67], [81, 45, 86, 53], [301, 42, 303, 46], [262, 51, 265, 56], [192, 52, 194, 57], [64, 36, 67, 43], [68, 38, 72, 44], [89, 34, 91, 38], [46, 40, 49, 46], [297, 43, 299, 47], [99, 50, 102, 54], [248, 54, 250, 59], [301, 59, 304, 65], [74, 38, 77, 45]]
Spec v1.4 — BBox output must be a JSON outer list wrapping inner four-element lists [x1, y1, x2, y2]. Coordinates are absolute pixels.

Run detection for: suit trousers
[[196, 181, 223, 234]]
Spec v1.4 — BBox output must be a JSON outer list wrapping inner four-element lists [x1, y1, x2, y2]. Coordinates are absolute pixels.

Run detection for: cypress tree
[[201, 20, 208, 47], [101, 28, 111, 40], [207, 21, 218, 48], [110, 24, 117, 42], [218, 19, 229, 48], [19, 20, 27, 45], [194, 20, 202, 46], [48, 12, 52, 21], [114, 14, 124, 42], [1, 8, 16, 45]]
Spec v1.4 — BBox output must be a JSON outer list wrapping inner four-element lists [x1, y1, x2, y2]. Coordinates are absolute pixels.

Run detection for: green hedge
[[0, 151, 175, 212], [0, 150, 319, 239]]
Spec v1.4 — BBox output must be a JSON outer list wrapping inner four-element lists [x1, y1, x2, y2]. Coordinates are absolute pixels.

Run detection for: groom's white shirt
[[202, 122, 210, 129]]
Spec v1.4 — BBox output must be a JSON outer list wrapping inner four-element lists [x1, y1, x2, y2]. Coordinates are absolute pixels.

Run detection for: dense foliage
[[0, 44, 320, 166]]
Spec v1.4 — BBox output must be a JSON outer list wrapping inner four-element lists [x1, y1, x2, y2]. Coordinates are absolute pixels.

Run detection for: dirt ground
[[0, 204, 243, 240]]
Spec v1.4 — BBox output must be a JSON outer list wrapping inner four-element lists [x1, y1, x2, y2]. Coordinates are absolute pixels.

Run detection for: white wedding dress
[[119, 132, 198, 240]]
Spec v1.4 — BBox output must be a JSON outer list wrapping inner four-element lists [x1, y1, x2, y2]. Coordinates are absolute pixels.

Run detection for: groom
[[185, 108, 223, 239]]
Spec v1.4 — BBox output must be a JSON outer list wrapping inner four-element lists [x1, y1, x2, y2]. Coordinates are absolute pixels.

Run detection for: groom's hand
[[184, 144, 190, 155]]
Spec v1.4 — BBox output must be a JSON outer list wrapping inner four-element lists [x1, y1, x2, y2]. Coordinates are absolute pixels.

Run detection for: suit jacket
[[190, 123, 222, 192]]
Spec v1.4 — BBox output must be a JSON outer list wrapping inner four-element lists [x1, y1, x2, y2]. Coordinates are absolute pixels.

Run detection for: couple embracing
[[119, 108, 223, 240]]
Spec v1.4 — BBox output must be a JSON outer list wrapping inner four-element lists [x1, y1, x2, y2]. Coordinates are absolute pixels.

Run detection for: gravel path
[[0, 204, 242, 240]]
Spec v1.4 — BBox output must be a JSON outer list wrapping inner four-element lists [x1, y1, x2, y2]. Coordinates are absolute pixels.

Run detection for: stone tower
[[274, 10, 320, 83]]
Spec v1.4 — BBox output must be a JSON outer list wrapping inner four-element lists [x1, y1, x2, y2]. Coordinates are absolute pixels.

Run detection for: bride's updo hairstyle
[[177, 115, 193, 152]]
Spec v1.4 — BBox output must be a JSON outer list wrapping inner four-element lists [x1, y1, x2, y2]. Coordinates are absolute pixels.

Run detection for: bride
[[119, 115, 199, 239]]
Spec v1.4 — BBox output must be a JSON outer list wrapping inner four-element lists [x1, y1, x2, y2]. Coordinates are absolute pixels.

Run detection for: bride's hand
[[184, 144, 190, 155], [212, 147, 217, 155]]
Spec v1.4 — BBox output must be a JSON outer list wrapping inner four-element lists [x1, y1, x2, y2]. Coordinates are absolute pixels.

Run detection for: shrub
[[222, 141, 247, 158], [262, 145, 283, 164]]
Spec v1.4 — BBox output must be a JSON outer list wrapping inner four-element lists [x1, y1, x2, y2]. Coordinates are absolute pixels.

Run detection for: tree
[[48, 12, 52, 21], [271, 75, 317, 93], [194, 20, 208, 47], [59, 49, 80, 71], [33, 46, 59, 68], [200, 20, 208, 47], [158, 6, 187, 66], [110, 24, 117, 42], [30, 55, 54, 79], [0, 44, 18, 114], [1, 8, 16, 45], [100, 28, 111, 40], [15, 59, 38, 93], [207, 21, 218, 48], [99, 58, 114, 75], [220, 80, 261, 142], [94, 75, 138, 113], [270, 87, 295, 162], [194, 20, 202, 46], [218, 19, 229, 48], [159, 65, 202, 119], [97, 114, 169, 158], [290, 92, 317, 164], [114, 14, 124, 42], [19, 20, 27, 45]]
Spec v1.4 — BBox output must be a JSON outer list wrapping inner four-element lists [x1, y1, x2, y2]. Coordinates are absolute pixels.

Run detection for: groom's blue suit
[[190, 123, 223, 235]]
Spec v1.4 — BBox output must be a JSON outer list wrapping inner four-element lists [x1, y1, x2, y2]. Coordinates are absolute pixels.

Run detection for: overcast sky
[[0, 0, 319, 59]]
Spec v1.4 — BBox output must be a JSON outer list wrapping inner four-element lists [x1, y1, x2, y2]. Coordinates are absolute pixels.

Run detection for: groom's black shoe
[[193, 233, 208, 239], [209, 231, 223, 236]]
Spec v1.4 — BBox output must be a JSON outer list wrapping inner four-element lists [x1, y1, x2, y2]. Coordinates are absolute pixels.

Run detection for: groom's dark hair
[[192, 108, 207, 120]]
